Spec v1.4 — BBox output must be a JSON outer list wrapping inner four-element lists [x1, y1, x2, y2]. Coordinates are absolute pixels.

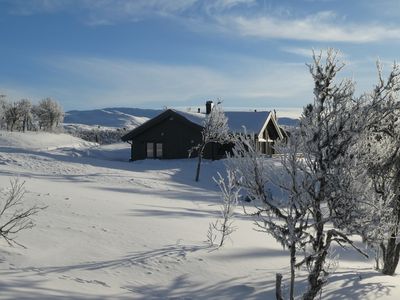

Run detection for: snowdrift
[[0, 131, 398, 299]]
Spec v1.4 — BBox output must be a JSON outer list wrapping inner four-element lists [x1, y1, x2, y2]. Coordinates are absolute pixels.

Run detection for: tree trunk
[[382, 195, 400, 275], [375, 247, 381, 270], [303, 230, 332, 300], [195, 152, 202, 182], [290, 245, 296, 300], [195, 145, 205, 182], [276, 273, 283, 300], [382, 234, 400, 275]]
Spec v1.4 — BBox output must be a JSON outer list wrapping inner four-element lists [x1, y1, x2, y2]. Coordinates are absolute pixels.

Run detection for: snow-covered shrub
[[64, 126, 128, 144], [0, 179, 46, 248], [211, 170, 240, 248]]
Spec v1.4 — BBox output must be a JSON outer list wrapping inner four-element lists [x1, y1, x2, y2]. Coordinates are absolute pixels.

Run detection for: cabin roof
[[172, 110, 272, 133], [121, 108, 274, 141], [121, 109, 203, 141]]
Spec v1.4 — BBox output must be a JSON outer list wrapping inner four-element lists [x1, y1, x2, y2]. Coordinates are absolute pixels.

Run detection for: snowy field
[[0, 131, 399, 299]]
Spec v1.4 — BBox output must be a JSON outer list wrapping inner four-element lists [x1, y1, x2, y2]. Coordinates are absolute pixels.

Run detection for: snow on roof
[[225, 111, 271, 133], [171, 109, 205, 127], [173, 110, 271, 134]]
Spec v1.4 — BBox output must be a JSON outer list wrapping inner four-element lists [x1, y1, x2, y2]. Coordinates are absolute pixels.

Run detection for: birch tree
[[17, 99, 32, 132], [353, 62, 400, 275], [4, 101, 22, 132], [295, 50, 370, 300], [192, 102, 231, 182], [33, 98, 64, 131], [222, 49, 370, 300], [0, 95, 6, 130], [224, 132, 311, 300]]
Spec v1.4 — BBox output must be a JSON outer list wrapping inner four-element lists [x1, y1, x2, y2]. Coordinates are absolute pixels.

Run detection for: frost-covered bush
[[64, 126, 128, 144]]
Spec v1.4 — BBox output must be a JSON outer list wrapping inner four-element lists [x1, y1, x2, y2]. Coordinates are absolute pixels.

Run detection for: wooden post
[[276, 273, 283, 300]]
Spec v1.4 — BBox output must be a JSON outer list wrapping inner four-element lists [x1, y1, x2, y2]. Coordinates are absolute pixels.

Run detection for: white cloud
[[204, 0, 256, 12], [215, 11, 400, 43], [281, 47, 315, 57]]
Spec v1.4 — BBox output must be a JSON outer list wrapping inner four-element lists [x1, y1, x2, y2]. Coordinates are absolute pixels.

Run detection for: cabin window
[[146, 142, 154, 158], [156, 143, 163, 158]]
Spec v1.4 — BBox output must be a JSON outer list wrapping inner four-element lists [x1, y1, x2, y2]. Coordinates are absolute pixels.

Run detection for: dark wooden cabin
[[121, 109, 203, 161], [121, 106, 283, 161]]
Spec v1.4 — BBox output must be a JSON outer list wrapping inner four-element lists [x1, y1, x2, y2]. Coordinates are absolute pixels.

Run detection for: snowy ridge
[[64, 107, 299, 131], [64, 107, 163, 129]]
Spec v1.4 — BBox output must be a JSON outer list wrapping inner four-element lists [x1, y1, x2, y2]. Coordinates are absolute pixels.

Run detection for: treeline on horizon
[[0, 96, 63, 132]]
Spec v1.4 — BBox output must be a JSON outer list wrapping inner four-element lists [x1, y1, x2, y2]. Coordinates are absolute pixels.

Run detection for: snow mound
[[0, 131, 97, 151], [84, 143, 131, 161]]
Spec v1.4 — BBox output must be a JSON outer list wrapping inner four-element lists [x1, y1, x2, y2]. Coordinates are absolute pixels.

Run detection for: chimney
[[206, 101, 214, 114], [197, 108, 201, 113]]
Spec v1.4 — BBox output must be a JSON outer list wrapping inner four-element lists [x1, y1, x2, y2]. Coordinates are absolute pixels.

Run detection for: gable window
[[156, 143, 163, 158], [146, 142, 154, 158]]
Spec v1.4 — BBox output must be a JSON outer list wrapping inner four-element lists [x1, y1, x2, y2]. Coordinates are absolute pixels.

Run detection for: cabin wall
[[131, 117, 202, 160], [257, 121, 278, 156]]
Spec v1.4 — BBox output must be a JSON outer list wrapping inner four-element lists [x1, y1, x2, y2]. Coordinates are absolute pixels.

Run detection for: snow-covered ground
[[0, 131, 398, 299]]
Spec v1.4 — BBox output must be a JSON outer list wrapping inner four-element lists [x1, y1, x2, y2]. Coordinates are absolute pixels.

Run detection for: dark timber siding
[[130, 114, 203, 160]]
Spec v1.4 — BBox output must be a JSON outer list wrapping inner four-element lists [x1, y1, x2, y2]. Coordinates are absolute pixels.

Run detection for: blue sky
[[0, 0, 399, 115]]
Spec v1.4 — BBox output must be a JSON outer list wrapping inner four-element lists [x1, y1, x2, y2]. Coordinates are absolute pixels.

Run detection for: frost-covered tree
[[33, 98, 64, 131], [0, 95, 7, 130], [223, 49, 371, 300], [192, 102, 231, 182], [3, 101, 22, 132], [2, 99, 34, 132], [352, 62, 400, 275], [296, 50, 371, 300], [225, 133, 311, 300], [17, 99, 32, 132]]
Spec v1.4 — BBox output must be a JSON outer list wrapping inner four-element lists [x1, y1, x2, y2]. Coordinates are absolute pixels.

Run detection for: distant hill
[[64, 107, 299, 130], [277, 117, 300, 127], [64, 107, 163, 129]]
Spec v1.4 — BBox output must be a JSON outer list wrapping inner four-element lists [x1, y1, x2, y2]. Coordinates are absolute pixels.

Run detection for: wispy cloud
[[216, 11, 400, 42], [40, 56, 312, 109], [281, 47, 348, 61], [7, 0, 250, 24], [2, 53, 386, 112], [6, 0, 400, 43], [8, 0, 198, 23]]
